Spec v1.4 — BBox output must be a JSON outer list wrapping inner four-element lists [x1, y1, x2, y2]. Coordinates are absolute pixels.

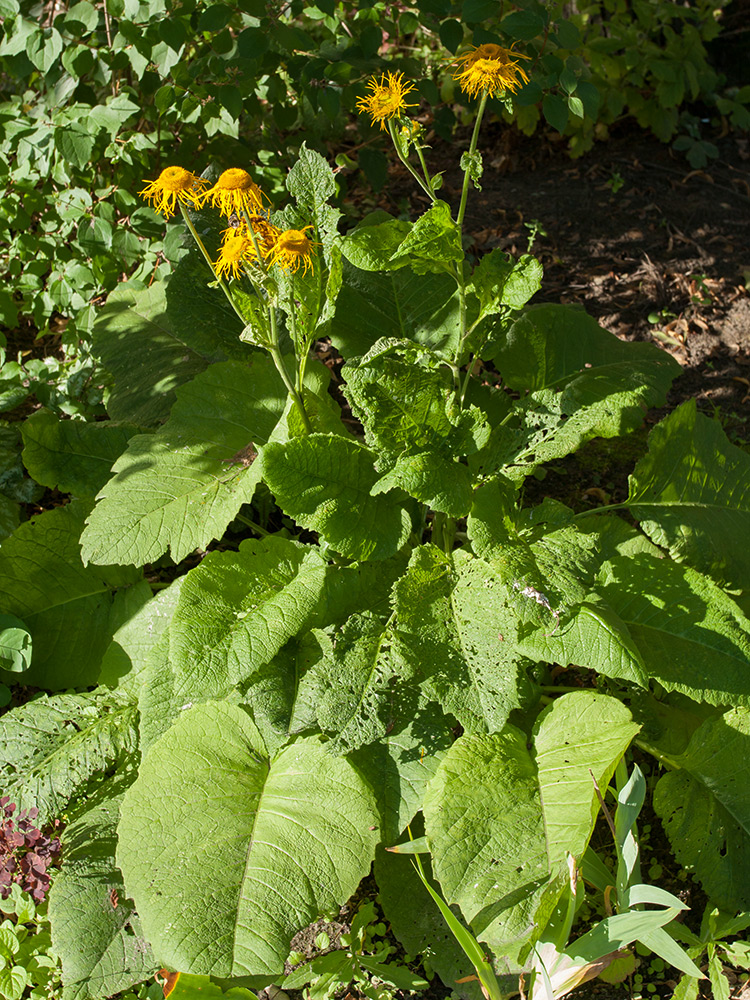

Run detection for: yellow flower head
[[268, 227, 316, 275], [214, 227, 257, 280], [139, 166, 206, 218], [356, 71, 419, 130], [201, 168, 264, 217], [453, 44, 531, 99], [247, 215, 282, 257]]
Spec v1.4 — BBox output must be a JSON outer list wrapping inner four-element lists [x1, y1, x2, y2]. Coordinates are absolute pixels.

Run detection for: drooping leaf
[[80, 356, 288, 567], [653, 707, 750, 912], [468, 250, 543, 319], [49, 773, 157, 1000], [138, 537, 330, 748], [21, 409, 139, 497], [476, 381, 671, 483], [91, 262, 250, 426], [0, 502, 144, 689], [627, 400, 750, 589], [263, 434, 412, 561], [494, 303, 681, 391], [388, 201, 463, 273], [0, 688, 138, 825], [596, 554, 750, 706], [340, 212, 412, 272], [501, 596, 648, 689], [423, 693, 637, 959], [117, 701, 380, 977], [329, 260, 461, 359]]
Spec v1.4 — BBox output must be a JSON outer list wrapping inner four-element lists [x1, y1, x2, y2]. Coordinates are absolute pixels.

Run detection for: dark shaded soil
[[364, 121, 750, 457]]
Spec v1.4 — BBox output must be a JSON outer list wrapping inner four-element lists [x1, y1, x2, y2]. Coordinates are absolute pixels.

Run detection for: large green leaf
[[21, 409, 140, 497], [80, 356, 287, 567], [340, 212, 413, 272], [263, 434, 412, 561], [49, 774, 157, 1000], [117, 701, 380, 977], [494, 303, 681, 391], [372, 452, 474, 517], [596, 554, 750, 706], [240, 554, 409, 757], [0, 502, 144, 689], [626, 400, 750, 589], [343, 340, 459, 457], [342, 340, 486, 515], [98, 576, 184, 694], [137, 537, 330, 749], [343, 339, 489, 460], [351, 703, 453, 844], [311, 613, 403, 754], [653, 707, 750, 912], [0, 688, 137, 824], [464, 520, 647, 686], [170, 536, 328, 692], [328, 260, 461, 359], [92, 258, 250, 427], [501, 598, 648, 689], [392, 546, 533, 733], [476, 380, 670, 484], [423, 693, 637, 958], [533, 693, 639, 864]]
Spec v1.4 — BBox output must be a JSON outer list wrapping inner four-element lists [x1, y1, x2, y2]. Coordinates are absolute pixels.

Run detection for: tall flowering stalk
[[138, 164, 317, 434], [356, 45, 531, 395]]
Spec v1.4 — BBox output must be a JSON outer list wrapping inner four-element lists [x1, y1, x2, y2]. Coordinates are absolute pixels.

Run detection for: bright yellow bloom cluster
[[201, 168, 264, 216], [453, 44, 531, 99], [268, 227, 316, 276], [140, 164, 317, 276], [139, 166, 206, 218], [214, 224, 257, 280], [356, 71, 418, 130], [140, 167, 264, 219]]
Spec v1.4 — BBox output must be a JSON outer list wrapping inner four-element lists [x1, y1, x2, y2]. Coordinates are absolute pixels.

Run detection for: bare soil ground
[[375, 121, 750, 442]]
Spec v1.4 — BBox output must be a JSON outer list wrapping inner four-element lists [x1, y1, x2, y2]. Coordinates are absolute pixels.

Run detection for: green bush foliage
[[1, 47, 750, 995], [2, 0, 745, 420], [2, 5, 750, 997]]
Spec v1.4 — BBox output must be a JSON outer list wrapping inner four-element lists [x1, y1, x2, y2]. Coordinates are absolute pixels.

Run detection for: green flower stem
[[241, 210, 269, 275], [233, 512, 270, 537], [432, 511, 456, 553], [387, 120, 435, 201], [452, 94, 488, 398], [571, 502, 629, 520], [414, 143, 435, 199], [457, 92, 488, 229], [267, 304, 313, 435], [178, 203, 244, 324]]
